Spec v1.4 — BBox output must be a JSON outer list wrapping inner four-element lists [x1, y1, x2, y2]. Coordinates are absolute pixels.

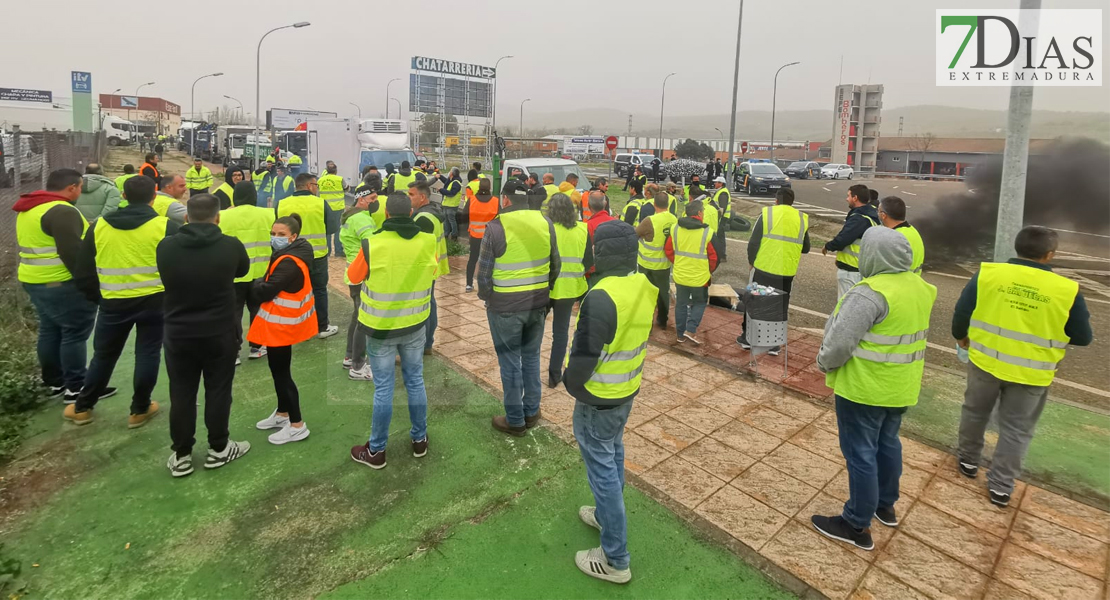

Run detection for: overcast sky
[[5, 0, 1108, 121]]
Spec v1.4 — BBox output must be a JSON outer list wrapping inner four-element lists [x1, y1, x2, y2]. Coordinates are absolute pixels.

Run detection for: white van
[[0, 131, 44, 188], [502, 158, 590, 193]]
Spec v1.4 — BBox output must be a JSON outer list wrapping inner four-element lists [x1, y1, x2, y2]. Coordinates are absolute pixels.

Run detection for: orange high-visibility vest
[[468, 198, 499, 239], [141, 163, 161, 190], [247, 254, 317, 347]]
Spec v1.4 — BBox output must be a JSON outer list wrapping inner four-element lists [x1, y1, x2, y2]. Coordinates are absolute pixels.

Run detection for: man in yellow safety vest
[[634, 192, 677, 329], [478, 181, 561, 437], [953, 226, 1092, 508], [811, 227, 936, 551], [823, 184, 879, 299], [67, 174, 178, 427], [738, 188, 810, 355], [876, 195, 924, 274], [185, 157, 213, 197], [318, 161, 348, 257], [276, 172, 340, 339]]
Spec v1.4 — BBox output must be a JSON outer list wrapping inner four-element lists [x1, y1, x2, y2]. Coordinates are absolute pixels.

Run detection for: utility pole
[[993, 0, 1040, 262], [726, 0, 745, 184]]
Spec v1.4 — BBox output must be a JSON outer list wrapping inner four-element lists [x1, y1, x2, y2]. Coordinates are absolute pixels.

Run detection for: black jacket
[[74, 203, 179, 311], [156, 222, 249, 339], [564, 221, 641, 407], [250, 237, 314, 304], [824, 203, 880, 272]]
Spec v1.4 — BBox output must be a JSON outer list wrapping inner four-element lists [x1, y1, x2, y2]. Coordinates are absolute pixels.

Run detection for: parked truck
[[305, 118, 417, 188]]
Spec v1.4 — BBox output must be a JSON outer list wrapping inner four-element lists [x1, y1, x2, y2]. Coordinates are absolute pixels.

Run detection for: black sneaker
[[64, 386, 116, 405], [988, 489, 1010, 508], [45, 384, 65, 399], [767, 346, 781, 356], [958, 460, 979, 479], [875, 506, 899, 527], [811, 515, 874, 550], [737, 335, 751, 350], [412, 437, 428, 458], [547, 374, 560, 389]]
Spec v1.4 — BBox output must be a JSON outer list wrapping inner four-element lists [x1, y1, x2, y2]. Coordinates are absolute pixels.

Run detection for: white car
[[821, 164, 854, 179]]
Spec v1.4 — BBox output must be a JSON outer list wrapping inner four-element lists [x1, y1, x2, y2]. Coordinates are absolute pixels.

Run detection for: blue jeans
[[835, 395, 906, 530], [488, 307, 545, 427], [425, 281, 437, 350], [367, 326, 429, 452], [23, 282, 97, 392], [573, 400, 634, 570], [444, 206, 459, 239], [674, 284, 708, 337]]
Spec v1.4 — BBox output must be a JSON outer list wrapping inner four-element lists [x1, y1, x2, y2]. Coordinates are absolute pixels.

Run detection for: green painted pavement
[[2, 293, 793, 599], [907, 368, 1110, 505]]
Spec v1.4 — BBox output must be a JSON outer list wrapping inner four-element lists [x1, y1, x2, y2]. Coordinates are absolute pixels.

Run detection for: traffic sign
[[740, 141, 748, 153], [605, 136, 618, 150]]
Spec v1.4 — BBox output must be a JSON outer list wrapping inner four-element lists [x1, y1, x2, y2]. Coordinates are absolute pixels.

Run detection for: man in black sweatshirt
[[564, 220, 655, 585], [157, 194, 251, 477], [823, 184, 879, 298]]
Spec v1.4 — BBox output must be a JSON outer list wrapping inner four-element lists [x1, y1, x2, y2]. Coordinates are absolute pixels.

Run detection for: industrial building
[[98, 94, 181, 135], [873, 137, 1056, 176]]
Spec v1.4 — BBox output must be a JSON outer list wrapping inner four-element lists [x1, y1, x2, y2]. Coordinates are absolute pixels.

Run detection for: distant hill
[[510, 105, 1110, 143]]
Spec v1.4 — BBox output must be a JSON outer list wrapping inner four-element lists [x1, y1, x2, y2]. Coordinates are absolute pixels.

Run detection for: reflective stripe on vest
[[713, 188, 731, 218], [581, 273, 656, 399], [277, 195, 327, 258], [93, 216, 167, 298], [827, 272, 937, 407], [551, 222, 588, 300], [753, 205, 809, 278], [835, 213, 878, 268], [637, 211, 677, 271], [672, 226, 711, 287], [967, 262, 1076, 386], [468, 198, 498, 239], [186, 166, 213, 190], [219, 205, 276, 282], [16, 201, 89, 284], [357, 232, 438, 333], [492, 211, 551, 294], [247, 254, 318, 346]]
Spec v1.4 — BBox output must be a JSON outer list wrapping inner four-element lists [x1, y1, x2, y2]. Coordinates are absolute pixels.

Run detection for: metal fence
[[1, 128, 105, 278]]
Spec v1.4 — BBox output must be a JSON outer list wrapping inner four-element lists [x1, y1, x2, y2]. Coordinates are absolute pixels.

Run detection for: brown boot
[[63, 404, 94, 426], [491, 415, 527, 437], [128, 401, 160, 429], [525, 413, 542, 429]]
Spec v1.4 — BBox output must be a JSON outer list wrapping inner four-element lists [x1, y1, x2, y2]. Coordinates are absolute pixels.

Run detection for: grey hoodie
[[75, 174, 122, 221], [816, 227, 915, 372]]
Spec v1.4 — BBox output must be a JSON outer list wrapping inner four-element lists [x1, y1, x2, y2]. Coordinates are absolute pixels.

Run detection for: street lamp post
[[770, 61, 800, 162], [255, 22, 310, 168], [491, 55, 513, 135], [349, 102, 362, 119], [726, 1, 745, 186], [190, 72, 223, 156], [223, 95, 245, 124], [390, 98, 401, 120], [658, 72, 676, 159], [519, 98, 531, 155], [131, 81, 154, 122], [386, 78, 400, 118]]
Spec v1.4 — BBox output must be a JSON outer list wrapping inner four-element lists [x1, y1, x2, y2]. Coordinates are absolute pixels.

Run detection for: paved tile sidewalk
[[332, 256, 1110, 600]]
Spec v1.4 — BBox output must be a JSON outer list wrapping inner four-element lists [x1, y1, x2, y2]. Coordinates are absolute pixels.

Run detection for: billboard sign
[[0, 88, 52, 103], [411, 56, 495, 79], [71, 71, 92, 93], [408, 73, 491, 119], [565, 137, 607, 154], [120, 96, 139, 108], [267, 108, 338, 130], [832, 84, 853, 165]]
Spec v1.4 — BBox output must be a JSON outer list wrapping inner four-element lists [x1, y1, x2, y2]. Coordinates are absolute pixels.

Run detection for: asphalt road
[[716, 191, 1110, 412]]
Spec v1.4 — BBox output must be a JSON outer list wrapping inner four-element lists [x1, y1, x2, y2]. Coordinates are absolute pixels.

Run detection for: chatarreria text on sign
[[411, 56, 496, 79], [936, 9, 1101, 86]]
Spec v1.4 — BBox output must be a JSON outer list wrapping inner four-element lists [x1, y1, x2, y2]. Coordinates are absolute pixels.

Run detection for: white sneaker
[[167, 452, 194, 478], [318, 325, 340, 339], [579, 506, 601, 531], [248, 346, 268, 360], [348, 364, 373, 381], [205, 440, 250, 469], [342, 357, 353, 369], [574, 547, 631, 584], [268, 423, 310, 445], [256, 410, 290, 430], [235, 356, 242, 366]]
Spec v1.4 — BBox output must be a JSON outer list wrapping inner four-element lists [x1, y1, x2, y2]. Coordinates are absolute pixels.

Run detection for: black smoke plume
[[914, 137, 1110, 264]]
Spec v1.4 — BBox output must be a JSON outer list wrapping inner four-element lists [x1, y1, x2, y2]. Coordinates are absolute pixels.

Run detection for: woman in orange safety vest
[[248, 214, 318, 446], [461, 177, 498, 292]]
